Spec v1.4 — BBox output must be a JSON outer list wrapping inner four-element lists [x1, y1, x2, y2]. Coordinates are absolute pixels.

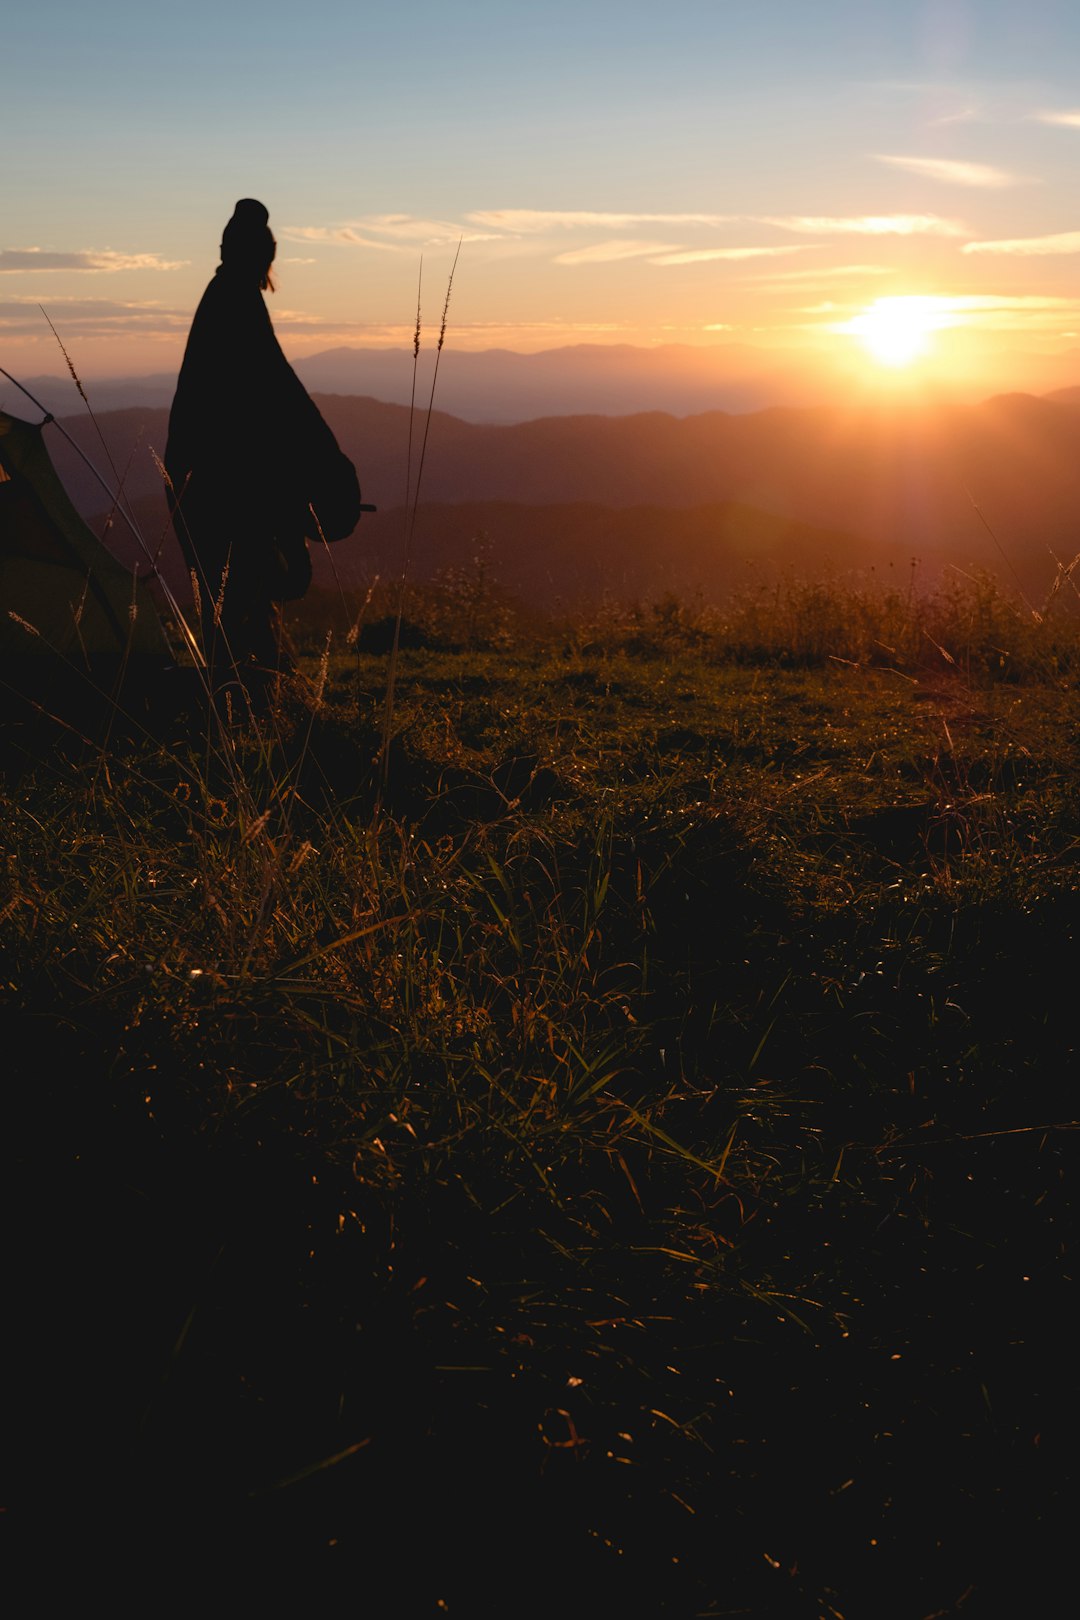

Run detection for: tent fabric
[[0, 409, 172, 664]]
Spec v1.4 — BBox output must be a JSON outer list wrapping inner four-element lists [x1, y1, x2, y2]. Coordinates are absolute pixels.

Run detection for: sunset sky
[[5, 0, 1080, 394]]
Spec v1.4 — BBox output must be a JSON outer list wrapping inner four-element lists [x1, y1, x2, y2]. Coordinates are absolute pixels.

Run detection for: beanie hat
[[220, 199, 275, 269]]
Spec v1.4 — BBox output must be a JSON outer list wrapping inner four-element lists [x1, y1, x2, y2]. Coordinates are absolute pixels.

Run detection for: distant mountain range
[[295, 342, 829, 421], [21, 389, 1080, 608], [7, 342, 824, 425], [11, 338, 1080, 427]]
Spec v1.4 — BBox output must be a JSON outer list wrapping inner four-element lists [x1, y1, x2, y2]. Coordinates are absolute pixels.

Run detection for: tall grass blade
[[378, 244, 462, 800]]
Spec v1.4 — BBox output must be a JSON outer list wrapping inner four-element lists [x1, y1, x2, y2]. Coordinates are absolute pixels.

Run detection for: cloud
[[947, 295, 1073, 310], [1031, 109, 1080, 128], [278, 225, 401, 251], [0, 297, 425, 347], [468, 209, 737, 233], [649, 245, 809, 265], [0, 296, 184, 319], [283, 210, 967, 269], [271, 314, 632, 345], [963, 230, 1080, 256], [868, 82, 1025, 124], [763, 214, 966, 237], [280, 217, 498, 251], [942, 293, 1080, 331], [929, 104, 983, 127], [553, 239, 681, 265], [821, 291, 1080, 339], [875, 154, 1024, 188], [0, 249, 185, 273], [752, 262, 894, 283], [357, 214, 456, 240], [0, 295, 189, 338], [359, 214, 498, 244]]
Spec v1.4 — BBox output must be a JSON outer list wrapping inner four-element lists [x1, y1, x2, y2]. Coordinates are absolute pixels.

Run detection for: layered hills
[[24, 389, 1080, 608], [7, 342, 830, 425], [14, 338, 1080, 424]]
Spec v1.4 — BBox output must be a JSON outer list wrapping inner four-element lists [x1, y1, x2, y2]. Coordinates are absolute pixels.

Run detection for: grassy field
[[3, 575, 1078, 1614]]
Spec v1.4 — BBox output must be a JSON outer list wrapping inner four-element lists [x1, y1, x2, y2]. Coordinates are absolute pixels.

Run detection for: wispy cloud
[[948, 295, 1074, 310], [468, 209, 737, 233], [937, 293, 1080, 331], [0, 249, 185, 273], [751, 262, 894, 284], [276, 314, 632, 344], [281, 218, 498, 250], [1031, 109, 1080, 128], [283, 210, 968, 267], [762, 214, 966, 237], [0, 296, 188, 337], [278, 225, 402, 251], [875, 154, 1024, 188], [362, 214, 497, 244], [472, 207, 963, 240], [554, 240, 681, 266], [821, 291, 1080, 339], [358, 214, 460, 241], [555, 237, 806, 267], [649, 245, 809, 266], [963, 230, 1080, 255], [929, 104, 983, 127], [870, 83, 1028, 126]]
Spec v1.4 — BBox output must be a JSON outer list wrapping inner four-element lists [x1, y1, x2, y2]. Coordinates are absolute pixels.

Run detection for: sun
[[847, 295, 951, 368]]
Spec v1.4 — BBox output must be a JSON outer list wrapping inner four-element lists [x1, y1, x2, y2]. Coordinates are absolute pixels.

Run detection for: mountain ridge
[[23, 390, 1080, 606], [9, 336, 1080, 425]]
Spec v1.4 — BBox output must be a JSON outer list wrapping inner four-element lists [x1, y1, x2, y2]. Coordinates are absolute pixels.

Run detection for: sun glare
[[847, 295, 952, 368]]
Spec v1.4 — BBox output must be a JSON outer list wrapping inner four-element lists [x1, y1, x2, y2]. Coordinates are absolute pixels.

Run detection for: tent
[[0, 407, 173, 679]]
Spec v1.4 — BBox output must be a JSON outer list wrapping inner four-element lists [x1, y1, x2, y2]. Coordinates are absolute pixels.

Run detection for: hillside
[[0, 342, 842, 424], [14, 338, 1080, 424], [306, 500, 906, 607], [29, 390, 1080, 604], [5, 624, 1077, 1611], [292, 341, 820, 421]]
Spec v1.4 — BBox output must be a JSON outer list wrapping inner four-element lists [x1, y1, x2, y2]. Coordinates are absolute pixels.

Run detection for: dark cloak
[[165, 265, 357, 661]]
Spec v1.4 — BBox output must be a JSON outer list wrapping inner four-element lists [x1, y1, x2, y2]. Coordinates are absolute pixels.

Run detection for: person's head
[[220, 198, 276, 290]]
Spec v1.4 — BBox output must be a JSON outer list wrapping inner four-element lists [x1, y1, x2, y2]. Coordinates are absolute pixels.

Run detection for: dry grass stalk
[[378, 243, 462, 799]]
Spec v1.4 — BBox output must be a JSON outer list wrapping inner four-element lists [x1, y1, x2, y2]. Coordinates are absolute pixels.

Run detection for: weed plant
[[564, 567, 1080, 683], [322, 558, 1080, 685]]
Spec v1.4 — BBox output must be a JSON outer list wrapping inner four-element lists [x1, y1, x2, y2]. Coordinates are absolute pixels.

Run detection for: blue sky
[[5, 1, 1080, 388]]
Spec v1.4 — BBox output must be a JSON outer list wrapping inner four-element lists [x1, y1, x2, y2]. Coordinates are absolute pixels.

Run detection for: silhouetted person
[[165, 198, 360, 697]]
